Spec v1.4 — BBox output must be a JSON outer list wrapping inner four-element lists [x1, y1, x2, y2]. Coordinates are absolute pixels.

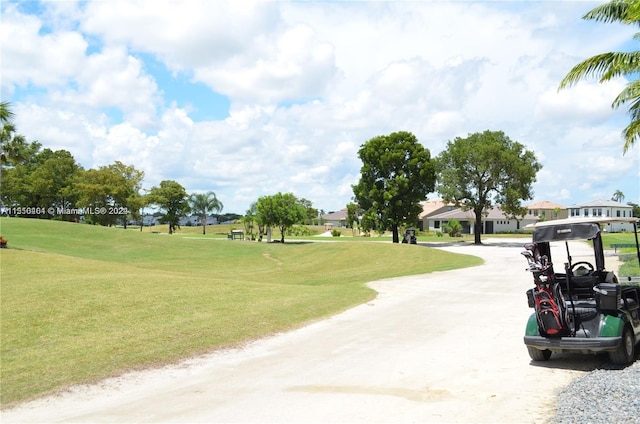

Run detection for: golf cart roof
[[525, 217, 639, 243]]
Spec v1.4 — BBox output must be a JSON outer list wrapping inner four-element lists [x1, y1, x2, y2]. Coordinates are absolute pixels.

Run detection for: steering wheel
[[571, 261, 594, 275]]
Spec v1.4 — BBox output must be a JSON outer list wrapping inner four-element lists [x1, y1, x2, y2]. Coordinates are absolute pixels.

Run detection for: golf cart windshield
[[525, 217, 640, 276]]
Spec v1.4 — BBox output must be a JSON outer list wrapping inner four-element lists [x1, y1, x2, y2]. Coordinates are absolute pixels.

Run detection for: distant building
[[418, 199, 455, 231], [322, 209, 348, 229], [141, 215, 219, 227], [526, 200, 568, 221], [425, 206, 537, 234], [568, 199, 635, 232]]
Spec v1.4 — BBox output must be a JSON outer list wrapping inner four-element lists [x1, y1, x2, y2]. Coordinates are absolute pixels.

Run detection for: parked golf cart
[[402, 228, 417, 244], [521, 217, 640, 365]]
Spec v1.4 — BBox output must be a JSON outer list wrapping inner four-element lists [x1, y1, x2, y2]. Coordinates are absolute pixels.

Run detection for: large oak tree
[[352, 131, 436, 243], [436, 130, 541, 245]]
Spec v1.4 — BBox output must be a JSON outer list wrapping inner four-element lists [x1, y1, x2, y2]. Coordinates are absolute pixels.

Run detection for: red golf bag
[[522, 243, 570, 336]]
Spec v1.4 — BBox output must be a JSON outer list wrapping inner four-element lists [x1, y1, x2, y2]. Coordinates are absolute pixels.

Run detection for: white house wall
[[426, 217, 537, 234], [568, 205, 635, 232]]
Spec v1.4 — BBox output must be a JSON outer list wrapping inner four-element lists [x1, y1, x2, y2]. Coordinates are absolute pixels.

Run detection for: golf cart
[[402, 228, 417, 244], [521, 217, 640, 365]]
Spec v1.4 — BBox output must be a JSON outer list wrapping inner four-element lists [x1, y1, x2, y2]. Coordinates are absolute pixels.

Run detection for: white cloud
[[55, 46, 160, 128], [535, 79, 627, 124], [192, 23, 337, 103], [82, 1, 275, 66], [3, 0, 639, 214], [0, 5, 87, 94]]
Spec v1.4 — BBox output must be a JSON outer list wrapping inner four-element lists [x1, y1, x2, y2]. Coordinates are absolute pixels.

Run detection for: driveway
[[3, 239, 607, 423]]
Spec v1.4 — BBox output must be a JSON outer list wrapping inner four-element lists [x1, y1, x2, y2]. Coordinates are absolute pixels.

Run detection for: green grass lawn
[[599, 233, 640, 278], [132, 222, 481, 242], [0, 218, 482, 406]]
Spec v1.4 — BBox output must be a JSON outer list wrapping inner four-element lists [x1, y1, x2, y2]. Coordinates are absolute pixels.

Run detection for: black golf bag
[[522, 243, 570, 336]]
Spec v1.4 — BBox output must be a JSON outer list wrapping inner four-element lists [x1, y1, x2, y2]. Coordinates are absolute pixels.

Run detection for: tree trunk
[[202, 214, 206, 235], [392, 223, 399, 243], [474, 209, 483, 245]]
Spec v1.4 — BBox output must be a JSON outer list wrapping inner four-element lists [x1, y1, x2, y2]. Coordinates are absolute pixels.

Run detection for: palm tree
[[559, 0, 640, 154], [0, 102, 36, 166], [0, 101, 15, 125], [189, 191, 223, 235], [612, 190, 626, 202], [1, 102, 15, 165]]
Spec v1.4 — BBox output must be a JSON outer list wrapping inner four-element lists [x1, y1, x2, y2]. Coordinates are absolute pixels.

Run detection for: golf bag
[[522, 243, 570, 336]]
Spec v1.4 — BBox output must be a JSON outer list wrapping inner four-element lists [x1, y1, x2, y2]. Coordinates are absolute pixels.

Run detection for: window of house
[[617, 210, 621, 217], [435, 220, 440, 229], [584, 209, 589, 216]]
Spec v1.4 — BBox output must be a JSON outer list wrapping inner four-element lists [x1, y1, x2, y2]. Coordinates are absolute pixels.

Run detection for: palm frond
[[613, 79, 640, 110], [621, 118, 640, 153], [584, 0, 640, 26], [0, 101, 15, 125], [601, 51, 640, 80], [566, 0, 640, 155], [628, 102, 640, 124], [559, 52, 640, 89]]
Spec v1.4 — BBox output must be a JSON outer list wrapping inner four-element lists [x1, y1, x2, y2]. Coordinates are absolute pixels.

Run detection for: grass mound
[[0, 218, 482, 405]]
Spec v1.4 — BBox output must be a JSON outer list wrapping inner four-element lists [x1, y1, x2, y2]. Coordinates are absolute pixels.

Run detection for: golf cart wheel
[[609, 326, 636, 365], [527, 347, 552, 361]]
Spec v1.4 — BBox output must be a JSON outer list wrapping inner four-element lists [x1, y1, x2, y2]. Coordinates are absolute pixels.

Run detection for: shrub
[[287, 225, 312, 237], [443, 219, 462, 237], [331, 229, 341, 237]]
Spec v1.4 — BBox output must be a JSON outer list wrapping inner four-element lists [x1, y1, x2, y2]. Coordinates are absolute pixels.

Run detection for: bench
[[610, 243, 636, 253], [228, 230, 244, 240]]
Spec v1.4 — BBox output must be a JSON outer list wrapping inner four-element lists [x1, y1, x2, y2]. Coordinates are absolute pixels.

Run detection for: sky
[[1, 0, 639, 215]]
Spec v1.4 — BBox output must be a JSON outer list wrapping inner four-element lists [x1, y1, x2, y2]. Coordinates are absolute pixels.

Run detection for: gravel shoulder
[[2, 239, 620, 423]]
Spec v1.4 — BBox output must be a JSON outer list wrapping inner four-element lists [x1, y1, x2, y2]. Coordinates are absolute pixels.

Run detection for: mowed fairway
[[0, 218, 482, 406]]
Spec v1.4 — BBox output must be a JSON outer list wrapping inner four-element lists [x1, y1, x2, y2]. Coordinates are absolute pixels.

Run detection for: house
[[526, 200, 568, 221], [568, 199, 635, 232], [418, 199, 455, 231], [425, 206, 538, 234], [322, 208, 348, 229]]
